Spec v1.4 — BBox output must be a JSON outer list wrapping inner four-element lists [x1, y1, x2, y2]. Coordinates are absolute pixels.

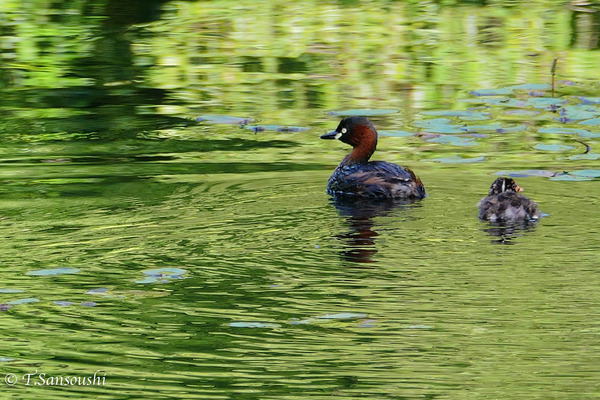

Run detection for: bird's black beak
[[320, 130, 339, 140]]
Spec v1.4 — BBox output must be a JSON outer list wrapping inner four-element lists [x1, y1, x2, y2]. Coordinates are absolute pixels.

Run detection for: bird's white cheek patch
[[334, 132, 342, 139]]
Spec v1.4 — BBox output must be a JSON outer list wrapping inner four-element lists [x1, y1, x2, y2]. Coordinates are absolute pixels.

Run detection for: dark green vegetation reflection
[[1, 1, 600, 399]]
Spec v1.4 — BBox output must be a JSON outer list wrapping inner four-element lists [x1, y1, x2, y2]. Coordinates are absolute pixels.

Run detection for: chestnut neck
[[340, 125, 377, 166]]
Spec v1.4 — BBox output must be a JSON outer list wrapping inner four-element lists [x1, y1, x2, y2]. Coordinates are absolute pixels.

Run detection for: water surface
[[1, 1, 600, 399]]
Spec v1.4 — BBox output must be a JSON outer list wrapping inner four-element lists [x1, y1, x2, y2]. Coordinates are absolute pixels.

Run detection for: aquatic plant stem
[[551, 58, 558, 98]]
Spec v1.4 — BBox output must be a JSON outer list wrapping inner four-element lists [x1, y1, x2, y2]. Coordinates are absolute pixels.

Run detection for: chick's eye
[[341, 128, 347, 134]]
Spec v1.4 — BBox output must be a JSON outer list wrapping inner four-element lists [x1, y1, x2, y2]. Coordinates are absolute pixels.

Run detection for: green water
[[1, 1, 600, 399]]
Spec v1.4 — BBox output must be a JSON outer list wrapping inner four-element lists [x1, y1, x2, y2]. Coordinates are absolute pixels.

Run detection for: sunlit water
[[1, 136, 599, 399], [2, 1, 600, 399]]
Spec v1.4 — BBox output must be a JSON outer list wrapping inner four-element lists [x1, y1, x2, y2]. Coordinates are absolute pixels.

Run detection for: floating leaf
[[54, 301, 74, 307], [470, 88, 512, 96], [406, 324, 433, 329], [0, 289, 25, 294], [7, 298, 39, 305], [316, 313, 367, 320], [426, 135, 477, 146], [430, 155, 485, 163], [414, 118, 453, 127], [571, 169, 600, 178], [420, 110, 489, 120], [86, 288, 109, 295], [142, 268, 186, 276], [503, 83, 551, 91], [555, 106, 597, 121], [538, 127, 592, 136], [465, 123, 527, 133], [246, 125, 308, 133], [534, 144, 574, 151], [26, 268, 80, 276], [328, 109, 398, 117], [195, 115, 254, 125], [579, 96, 600, 105], [378, 130, 414, 137], [463, 123, 502, 131], [414, 118, 466, 133], [527, 98, 568, 108], [579, 118, 600, 126], [567, 153, 600, 160], [136, 268, 187, 284], [228, 322, 281, 328], [420, 125, 466, 134], [504, 110, 540, 117], [549, 174, 587, 181], [357, 319, 377, 328], [494, 170, 558, 178]]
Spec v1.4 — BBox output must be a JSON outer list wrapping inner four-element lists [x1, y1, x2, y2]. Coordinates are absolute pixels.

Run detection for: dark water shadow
[[481, 220, 538, 245], [331, 197, 419, 264]]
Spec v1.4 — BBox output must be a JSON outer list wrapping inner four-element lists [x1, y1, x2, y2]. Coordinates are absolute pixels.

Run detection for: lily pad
[[142, 267, 186, 276], [414, 118, 466, 134], [421, 110, 489, 120], [7, 298, 39, 305], [579, 118, 600, 126], [571, 169, 600, 178], [0, 289, 25, 294], [503, 110, 540, 117], [414, 118, 453, 127], [328, 109, 398, 117], [579, 96, 600, 105], [466, 123, 526, 133], [567, 153, 600, 160], [555, 106, 597, 121], [316, 312, 367, 320], [228, 322, 281, 328], [26, 268, 80, 276], [86, 288, 109, 295], [494, 170, 558, 178], [549, 174, 587, 181], [426, 135, 477, 146], [430, 155, 485, 163], [534, 144, 574, 151], [136, 268, 187, 284], [503, 83, 551, 91], [246, 125, 308, 133], [195, 115, 254, 125], [54, 301, 75, 307], [470, 88, 513, 96], [528, 98, 568, 108], [538, 127, 592, 136], [357, 319, 377, 327], [378, 130, 414, 137]]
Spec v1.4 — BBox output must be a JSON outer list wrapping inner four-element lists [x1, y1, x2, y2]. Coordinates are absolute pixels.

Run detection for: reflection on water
[[1, 1, 600, 399], [332, 198, 419, 264], [481, 220, 539, 245]]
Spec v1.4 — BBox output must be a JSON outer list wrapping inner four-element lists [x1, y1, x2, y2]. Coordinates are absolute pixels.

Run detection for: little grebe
[[478, 177, 540, 221], [320, 116, 425, 199]]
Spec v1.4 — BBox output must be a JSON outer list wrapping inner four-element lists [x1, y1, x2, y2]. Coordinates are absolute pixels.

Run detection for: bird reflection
[[481, 220, 538, 245], [331, 197, 417, 264]]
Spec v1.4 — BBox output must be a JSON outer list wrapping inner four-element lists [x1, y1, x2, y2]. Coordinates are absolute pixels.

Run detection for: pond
[[1, 1, 600, 399]]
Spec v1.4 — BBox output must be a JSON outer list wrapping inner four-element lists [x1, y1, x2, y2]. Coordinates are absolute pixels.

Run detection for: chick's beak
[[320, 130, 340, 140], [515, 185, 523, 192]]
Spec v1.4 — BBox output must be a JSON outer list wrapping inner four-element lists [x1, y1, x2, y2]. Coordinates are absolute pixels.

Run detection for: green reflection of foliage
[[140, 0, 597, 115]]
